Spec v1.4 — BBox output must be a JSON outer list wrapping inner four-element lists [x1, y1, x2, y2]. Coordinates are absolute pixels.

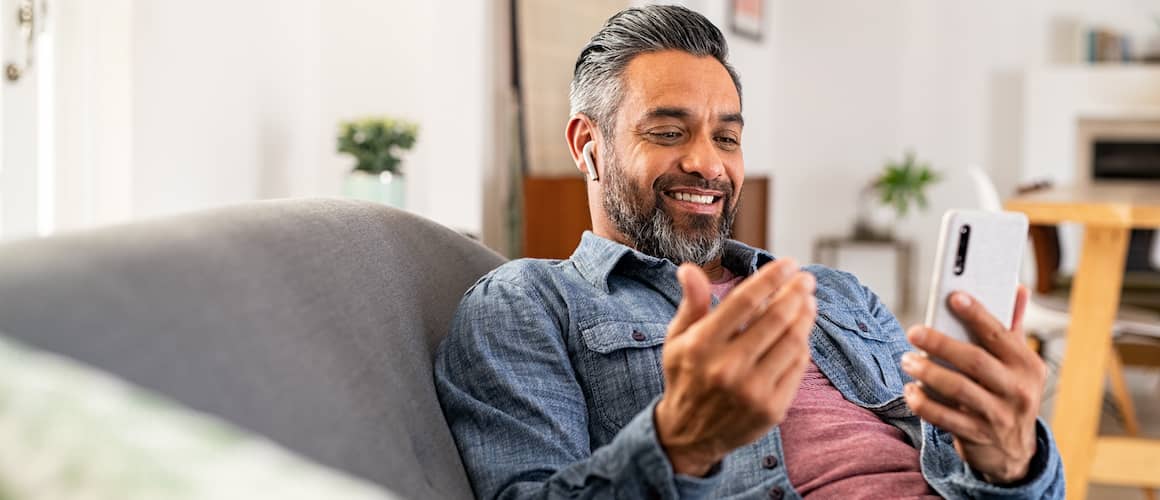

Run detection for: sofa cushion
[[0, 198, 504, 499]]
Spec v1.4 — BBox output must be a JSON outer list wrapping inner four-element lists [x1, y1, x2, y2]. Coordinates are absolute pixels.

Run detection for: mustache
[[653, 172, 734, 198]]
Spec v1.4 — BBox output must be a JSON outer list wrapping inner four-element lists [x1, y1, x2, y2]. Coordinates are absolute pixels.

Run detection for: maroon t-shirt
[[712, 272, 939, 498], [780, 361, 939, 498]]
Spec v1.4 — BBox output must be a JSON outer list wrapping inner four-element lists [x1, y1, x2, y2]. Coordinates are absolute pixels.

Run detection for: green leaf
[[873, 150, 941, 219], [336, 116, 420, 175]]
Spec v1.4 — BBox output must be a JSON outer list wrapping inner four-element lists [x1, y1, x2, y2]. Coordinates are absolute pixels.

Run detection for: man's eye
[[650, 131, 682, 141], [716, 136, 740, 147]]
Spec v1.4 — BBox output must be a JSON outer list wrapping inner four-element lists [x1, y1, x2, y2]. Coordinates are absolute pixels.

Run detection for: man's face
[[600, 50, 744, 265]]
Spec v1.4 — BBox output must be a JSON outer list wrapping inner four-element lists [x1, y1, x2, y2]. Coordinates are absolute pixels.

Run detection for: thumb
[[670, 263, 711, 337]]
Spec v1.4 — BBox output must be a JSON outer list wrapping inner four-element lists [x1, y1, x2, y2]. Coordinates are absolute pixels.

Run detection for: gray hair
[[569, 5, 743, 139]]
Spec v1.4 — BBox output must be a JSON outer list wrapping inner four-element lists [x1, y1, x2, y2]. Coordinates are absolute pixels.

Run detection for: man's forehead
[[619, 50, 741, 120]]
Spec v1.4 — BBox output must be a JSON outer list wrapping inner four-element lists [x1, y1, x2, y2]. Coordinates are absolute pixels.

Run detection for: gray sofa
[[0, 198, 505, 499]]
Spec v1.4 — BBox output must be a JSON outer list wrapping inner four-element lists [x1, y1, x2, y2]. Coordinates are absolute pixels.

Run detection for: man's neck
[[701, 259, 726, 282]]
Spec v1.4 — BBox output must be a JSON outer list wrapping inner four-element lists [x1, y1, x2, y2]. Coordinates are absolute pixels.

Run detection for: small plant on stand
[[854, 150, 940, 241], [337, 116, 419, 208]]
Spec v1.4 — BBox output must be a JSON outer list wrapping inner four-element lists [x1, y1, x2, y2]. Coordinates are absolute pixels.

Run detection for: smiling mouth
[[664, 191, 721, 205]]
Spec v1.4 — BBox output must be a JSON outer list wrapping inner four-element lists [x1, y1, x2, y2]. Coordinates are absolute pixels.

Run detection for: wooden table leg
[[1105, 348, 1157, 500], [1053, 226, 1130, 500]]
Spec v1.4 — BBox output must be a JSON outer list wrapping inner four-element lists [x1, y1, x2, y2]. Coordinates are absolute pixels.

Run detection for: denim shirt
[[435, 232, 1064, 499]]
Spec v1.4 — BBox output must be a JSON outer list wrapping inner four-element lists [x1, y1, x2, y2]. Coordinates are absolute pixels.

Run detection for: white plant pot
[[344, 171, 405, 208]]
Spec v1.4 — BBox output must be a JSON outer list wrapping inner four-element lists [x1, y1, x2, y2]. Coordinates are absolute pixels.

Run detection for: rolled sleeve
[[928, 418, 1064, 499], [586, 398, 722, 498]]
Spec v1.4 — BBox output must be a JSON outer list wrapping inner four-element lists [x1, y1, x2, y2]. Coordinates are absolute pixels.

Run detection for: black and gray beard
[[601, 149, 737, 265]]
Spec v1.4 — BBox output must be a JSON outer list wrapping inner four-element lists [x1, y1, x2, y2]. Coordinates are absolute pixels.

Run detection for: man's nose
[[678, 135, 725, 180]]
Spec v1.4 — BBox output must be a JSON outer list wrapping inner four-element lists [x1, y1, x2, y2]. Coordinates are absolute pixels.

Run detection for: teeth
[[670, 192, 715, 204]]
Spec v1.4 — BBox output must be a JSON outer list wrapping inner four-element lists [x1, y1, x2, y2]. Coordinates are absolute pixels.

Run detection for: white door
[[0, 0, 50, 239]]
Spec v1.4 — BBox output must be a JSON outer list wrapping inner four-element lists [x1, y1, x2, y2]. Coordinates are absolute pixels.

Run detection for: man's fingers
[[903, 383, 990, 444], [900, 350, 1004, 421], [1011, 285, 1029, 333], [748, 300, 813, 382], [947, 291, 1023, 364], [906, 326, 1018, 398], [702, 272, 813, 423], [701, 258, 803, 338], [730, 275, 816, 365], [669, 263, 712, 338]]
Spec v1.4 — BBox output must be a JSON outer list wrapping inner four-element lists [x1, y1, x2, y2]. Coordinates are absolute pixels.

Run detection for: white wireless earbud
[[582, 141, 599, 181]]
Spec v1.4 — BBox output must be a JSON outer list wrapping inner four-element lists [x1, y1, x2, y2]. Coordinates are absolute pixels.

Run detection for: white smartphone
[[923, 210, 1028, 372]]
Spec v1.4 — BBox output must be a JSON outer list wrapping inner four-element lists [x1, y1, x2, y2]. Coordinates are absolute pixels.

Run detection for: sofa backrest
[[0, 198, 505, 499]]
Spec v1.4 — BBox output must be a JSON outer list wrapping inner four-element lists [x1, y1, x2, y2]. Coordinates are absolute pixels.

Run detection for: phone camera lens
[[954, 224, 970, 276]]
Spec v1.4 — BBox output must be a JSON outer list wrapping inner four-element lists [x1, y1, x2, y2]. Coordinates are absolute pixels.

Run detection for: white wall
[[762, 0, 1160, 315], [131, 0, 321, 220], [44, 0, 1160, 307], [769, 0, 1018, 319], [766, 0, 912, 263], [53, 0, 496, 237], [320, 1, 494, 236]]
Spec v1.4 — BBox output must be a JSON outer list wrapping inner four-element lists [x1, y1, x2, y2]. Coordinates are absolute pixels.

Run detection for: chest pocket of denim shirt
[[817, 308, 911, 395], [579, 321, 667, 433]]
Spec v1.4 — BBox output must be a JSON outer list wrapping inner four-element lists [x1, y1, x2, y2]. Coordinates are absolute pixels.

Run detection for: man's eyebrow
[[642, 107, 691, 121], [720, 112, 744, 127], [639, 107, 745, 127]]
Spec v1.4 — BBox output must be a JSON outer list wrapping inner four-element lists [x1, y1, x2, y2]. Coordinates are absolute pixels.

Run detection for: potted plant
[[337, 116, 419, 208], [854, 150, 940, 240]]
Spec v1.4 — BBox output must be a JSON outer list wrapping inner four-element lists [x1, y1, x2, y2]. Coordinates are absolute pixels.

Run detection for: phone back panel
[[924, 210, 1028, 345]]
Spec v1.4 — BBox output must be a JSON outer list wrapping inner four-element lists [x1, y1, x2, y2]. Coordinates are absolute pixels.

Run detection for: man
[[435, 5, 1063, 499]]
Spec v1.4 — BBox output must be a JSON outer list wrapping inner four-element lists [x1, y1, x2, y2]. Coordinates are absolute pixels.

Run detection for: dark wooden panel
[[522, 176, 592, 259], [521, 175, 770, 259], [733, 176, 769, 250]]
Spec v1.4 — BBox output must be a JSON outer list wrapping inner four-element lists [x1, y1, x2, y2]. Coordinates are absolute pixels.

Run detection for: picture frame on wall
[[729, 0, 764, 42]]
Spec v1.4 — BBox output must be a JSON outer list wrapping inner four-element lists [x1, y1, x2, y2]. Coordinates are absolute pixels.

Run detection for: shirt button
[[631, 330, 646, 341], [761, 454, 779, 469], [856, 320, 869, 332], [767, 487, 784, 499]]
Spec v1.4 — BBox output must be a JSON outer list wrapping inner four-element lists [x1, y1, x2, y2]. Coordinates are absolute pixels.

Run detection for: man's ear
[[565, 114, 599, 181]]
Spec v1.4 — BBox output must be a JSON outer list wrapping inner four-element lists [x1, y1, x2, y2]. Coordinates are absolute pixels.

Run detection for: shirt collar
[[570, 231, 776, 293]]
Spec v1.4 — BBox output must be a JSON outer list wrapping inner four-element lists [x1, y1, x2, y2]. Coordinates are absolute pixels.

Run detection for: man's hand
[[655, 259, 816, 476], [901, 285, 1046, 484]]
